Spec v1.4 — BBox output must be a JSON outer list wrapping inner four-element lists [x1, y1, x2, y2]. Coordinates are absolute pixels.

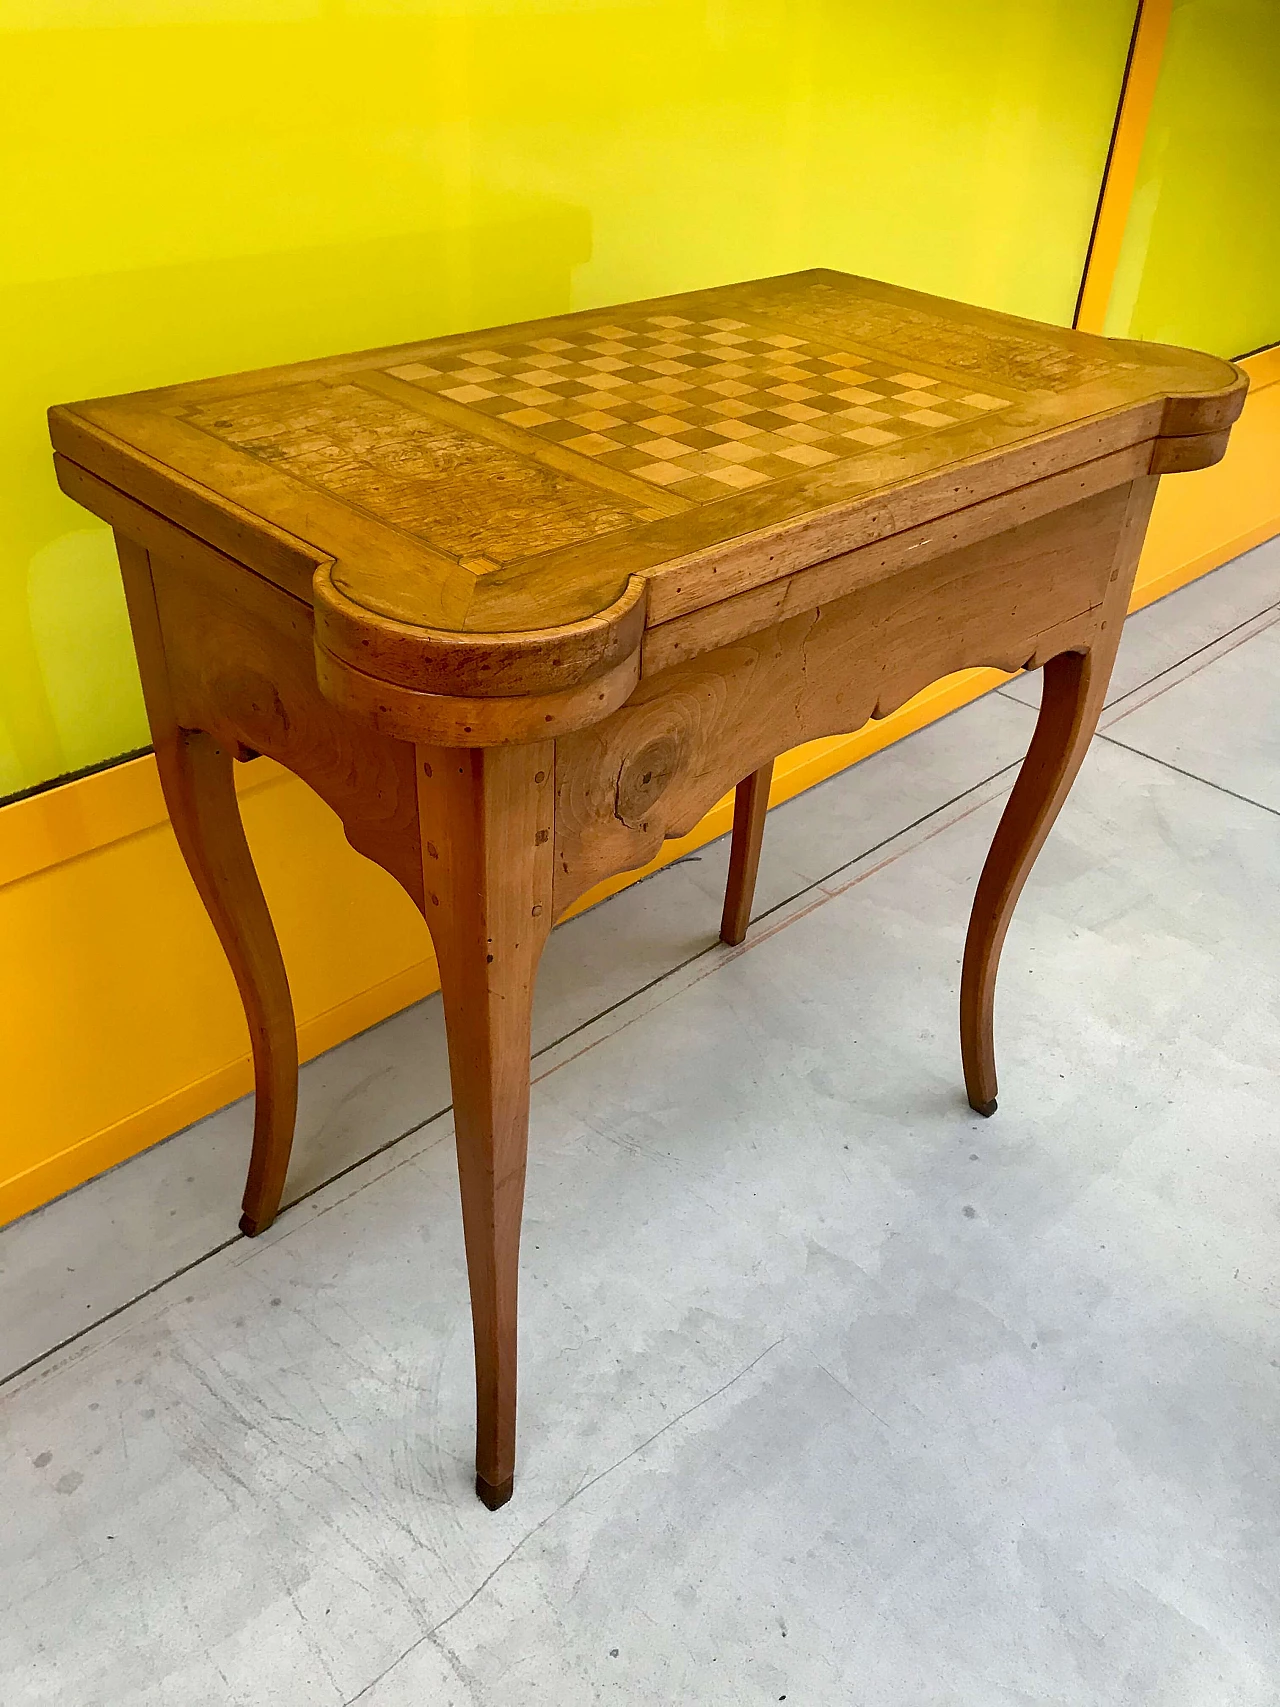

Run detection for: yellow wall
[[3, 344, 1278, 1227], [4, 0, 1278, 1227], [1105, 0, 1280, 356], [1, 0, 1138, 795]]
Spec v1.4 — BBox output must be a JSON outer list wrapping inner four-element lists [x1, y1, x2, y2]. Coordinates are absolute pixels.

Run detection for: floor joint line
[[0, 729, 1047, 1388], [1096, 732, 1280, 820]]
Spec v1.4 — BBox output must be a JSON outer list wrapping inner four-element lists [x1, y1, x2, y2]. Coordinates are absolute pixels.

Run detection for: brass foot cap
[[476, 1473, 514, 1510]]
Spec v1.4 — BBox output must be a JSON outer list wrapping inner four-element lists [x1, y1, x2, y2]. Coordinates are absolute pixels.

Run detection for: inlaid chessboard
[[383, 310, 1012, 506], [52, 269, 1243, 637]]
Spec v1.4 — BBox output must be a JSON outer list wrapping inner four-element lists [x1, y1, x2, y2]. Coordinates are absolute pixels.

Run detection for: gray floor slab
[[1000, 531, 1280, 712], [0, 690, 1034, 1381], [4, 539, 1279, 1705], [3, 734, 1278, 1707], [1102, 615, 1280, 816]]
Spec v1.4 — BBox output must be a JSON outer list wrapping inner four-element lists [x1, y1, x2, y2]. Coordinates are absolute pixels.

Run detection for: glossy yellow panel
[[1105, 0, 1280, 358], [0, 0, 1135, 794]]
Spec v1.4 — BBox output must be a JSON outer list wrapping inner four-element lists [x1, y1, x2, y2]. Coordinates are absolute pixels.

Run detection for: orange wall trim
[[2, 349, 1276, 1227], [1075, 0, 1174, 334]]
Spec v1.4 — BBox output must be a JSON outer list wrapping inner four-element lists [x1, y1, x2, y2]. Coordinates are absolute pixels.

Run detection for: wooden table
[[50, 270, 1244, 1508]]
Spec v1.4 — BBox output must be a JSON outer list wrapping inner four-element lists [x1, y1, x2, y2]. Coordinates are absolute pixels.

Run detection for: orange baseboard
[[1, 346, 1275, 1227], [0, 665, 1006, 1226]]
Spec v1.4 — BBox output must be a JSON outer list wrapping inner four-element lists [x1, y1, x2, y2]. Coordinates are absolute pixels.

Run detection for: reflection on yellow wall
[[1, 0, 1136, 796], [1105, 0, 1280, 358]]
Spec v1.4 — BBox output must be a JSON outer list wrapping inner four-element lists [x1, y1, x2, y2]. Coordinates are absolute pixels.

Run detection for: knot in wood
[[614, 733, 684, 829]]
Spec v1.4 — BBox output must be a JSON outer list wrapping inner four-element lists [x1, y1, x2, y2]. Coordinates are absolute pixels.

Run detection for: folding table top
[[51, 268, 1244, 663]]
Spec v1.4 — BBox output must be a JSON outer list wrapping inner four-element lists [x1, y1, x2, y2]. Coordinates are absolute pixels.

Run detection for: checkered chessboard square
[[384, 312, 1013, 504]]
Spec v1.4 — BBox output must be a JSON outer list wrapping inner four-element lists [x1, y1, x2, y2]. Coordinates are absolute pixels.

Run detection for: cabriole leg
[[720, 759, 774, 946], [115, 534, 299, 1235], [418, 741, 555, 1509], [959, 476, 1156, 1114]]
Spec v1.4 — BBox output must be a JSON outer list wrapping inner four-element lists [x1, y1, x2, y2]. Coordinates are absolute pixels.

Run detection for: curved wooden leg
[[419, 742, 555, 1509], [720, 759, 774, 946], [116, 534, 298, 1236], [961, 646, 1116, 1115], [960, 476, 1155, 1113], [161, 734, 299, 1234]]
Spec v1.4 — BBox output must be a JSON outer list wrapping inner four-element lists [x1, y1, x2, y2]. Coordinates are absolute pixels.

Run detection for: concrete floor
[[3, 538, 1279, 1706]]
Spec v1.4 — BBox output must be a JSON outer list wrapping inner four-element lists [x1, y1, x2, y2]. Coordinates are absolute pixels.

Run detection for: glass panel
[[0, 0, 1135, 794], [1105, 0, 1280, 358]]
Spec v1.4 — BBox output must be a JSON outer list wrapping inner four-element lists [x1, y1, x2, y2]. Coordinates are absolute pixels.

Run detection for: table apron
[[122, 475, 1143, 930], [640, 440, 1152, 675], [550, 479, 1139, 915], [141, 531, 425, 907]]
